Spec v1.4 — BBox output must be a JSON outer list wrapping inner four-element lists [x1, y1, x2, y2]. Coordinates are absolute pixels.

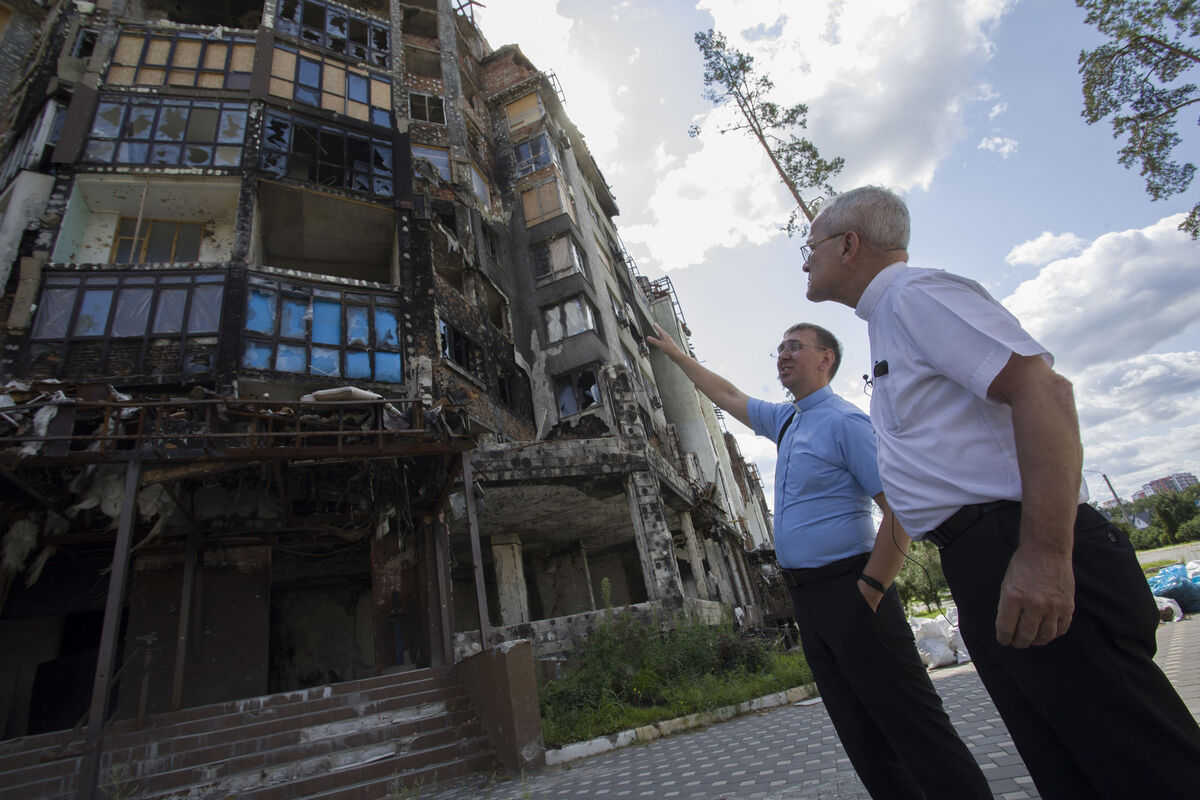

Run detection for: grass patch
[[539, 584, 811, 748], [1142, 559, 1183, 575]]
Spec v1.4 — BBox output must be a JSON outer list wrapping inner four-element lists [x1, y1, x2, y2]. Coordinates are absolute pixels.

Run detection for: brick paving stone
[[417, 618, 1200, 800]]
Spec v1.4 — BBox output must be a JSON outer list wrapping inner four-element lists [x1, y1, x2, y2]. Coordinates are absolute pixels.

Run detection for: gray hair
[[784, 322, 843, 380], [817, 186, 910, 251]]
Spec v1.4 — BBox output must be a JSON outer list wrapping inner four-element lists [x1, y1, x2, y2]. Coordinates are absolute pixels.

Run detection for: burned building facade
[[0, 0, 774, 792]]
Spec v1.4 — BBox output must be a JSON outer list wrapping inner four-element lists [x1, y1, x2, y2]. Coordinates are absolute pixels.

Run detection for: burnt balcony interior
[[137, 0, 264, 29]]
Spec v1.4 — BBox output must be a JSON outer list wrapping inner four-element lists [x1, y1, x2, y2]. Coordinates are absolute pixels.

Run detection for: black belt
[[780, 552, 870, 587], [925, 500, 1020, 549]]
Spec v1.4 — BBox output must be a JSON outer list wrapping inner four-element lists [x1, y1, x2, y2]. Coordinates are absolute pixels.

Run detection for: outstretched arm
[[645, 322, 752, 428], [988, 353, 1082, 649]]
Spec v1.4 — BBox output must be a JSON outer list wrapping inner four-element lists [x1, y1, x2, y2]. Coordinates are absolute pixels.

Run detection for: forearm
[[1010, 371, 1082, 556], [659, 347, 751, 426], [864, 506, 911, 587]]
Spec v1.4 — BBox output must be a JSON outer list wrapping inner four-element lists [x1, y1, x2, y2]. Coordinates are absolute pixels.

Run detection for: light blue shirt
[[748, 385, 882, 569]]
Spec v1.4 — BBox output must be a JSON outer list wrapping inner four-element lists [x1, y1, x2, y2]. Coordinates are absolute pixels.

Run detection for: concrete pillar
[[491, 533, 530, 626], [624, 471, 684, 602], [679, 512, 710, 600]]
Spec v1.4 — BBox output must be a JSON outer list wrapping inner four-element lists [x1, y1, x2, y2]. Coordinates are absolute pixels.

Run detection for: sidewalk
[[421, 617, 1200, 800]]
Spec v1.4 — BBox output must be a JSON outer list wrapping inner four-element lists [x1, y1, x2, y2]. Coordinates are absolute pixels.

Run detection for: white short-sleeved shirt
[[855, 263, 1088, 536]]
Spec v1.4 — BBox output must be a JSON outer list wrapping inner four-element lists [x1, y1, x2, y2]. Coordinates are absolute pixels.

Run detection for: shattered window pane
[[124, 105, 155, 138], [85, 141, 116, 163], [276, 344, 306, 372], [578, 370, 599, 409], [116, 142, 148, 163], [264, 115, 291, 150], [188, 285, 222, 332], [150, 144, 181, 165], [32, 288, 75, 339], [346, 306, 368, 346], [156, 105, 188, 140], [185, 145, 213, 165], [112, 287, 152, 336], [153, 288, 186, 333], [74, 289, 113, 336], [376, 351, 402, 382], [375, 307, 399, 348], [555, 377, 578, 417], [186, 107, 218, 142], [217, 109, 246, 143], [311, 346, 340, 377], [243, 340, 272, 369], [280, 297, 307, 338], [214, 146, 241, 167], [563, 297, 593, 337], [246, 288, 276, 333], [92, 102, 124, 138]]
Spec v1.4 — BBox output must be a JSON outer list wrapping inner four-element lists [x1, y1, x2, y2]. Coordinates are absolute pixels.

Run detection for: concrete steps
[[0, 667, 499, 799]]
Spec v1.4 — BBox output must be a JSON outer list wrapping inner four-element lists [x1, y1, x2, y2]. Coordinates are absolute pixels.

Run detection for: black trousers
[[786, 558, 992, 800], [940, 503, 1200, 799]]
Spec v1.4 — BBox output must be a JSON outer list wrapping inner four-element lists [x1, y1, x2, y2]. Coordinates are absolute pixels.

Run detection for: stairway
[[0, 666, 499, 800]]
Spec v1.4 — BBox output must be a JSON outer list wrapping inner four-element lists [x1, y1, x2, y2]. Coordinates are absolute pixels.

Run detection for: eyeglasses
[[772, 341, 829, 359], [800, 232, 846, 263]]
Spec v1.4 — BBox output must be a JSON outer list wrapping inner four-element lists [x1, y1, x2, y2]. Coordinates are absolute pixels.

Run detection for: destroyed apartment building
[[0, 1, 778, 796]]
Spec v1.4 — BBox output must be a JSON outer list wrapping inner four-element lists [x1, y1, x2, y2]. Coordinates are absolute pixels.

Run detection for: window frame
[[261, 109, 395, 197], [438, 318, 484, 379], [275, 0, 391, 69], [241, 275, 404, 382], [543, 294, 598, 344], [85, 94, 249, 168], [110, 217, 204, 264], [409, 92, 446, 124], [269, 44, 392, 128], [531, 234, 586, 282], [28, 270, 226, 376], [107, 29, 256, 90], [553, 365, 602, 418], [514, 133, 554, 177]]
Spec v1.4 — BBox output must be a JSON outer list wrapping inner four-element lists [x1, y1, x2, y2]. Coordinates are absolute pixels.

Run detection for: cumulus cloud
[[978, 136, 1018, 157], [621, 0, 1016, 270], [1005, 231, 1085, 266], [1003, 213, 1200, 372]]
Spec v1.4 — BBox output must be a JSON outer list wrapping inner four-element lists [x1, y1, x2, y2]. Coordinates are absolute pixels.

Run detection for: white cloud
[[651, 142, 678, 172], [978, 136, 1018, 157], [622, 0, 1017, 270], [1005, 231, 1085, 266], [989, 101, 1008, 119], [1003, 213, 1200, 373], [474, 1, 624, 158]]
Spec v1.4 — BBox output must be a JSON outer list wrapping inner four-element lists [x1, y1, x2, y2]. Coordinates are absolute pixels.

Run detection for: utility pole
[[1102, 473, 1135, 527]]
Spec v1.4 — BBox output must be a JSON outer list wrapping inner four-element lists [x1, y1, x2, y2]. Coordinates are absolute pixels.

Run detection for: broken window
[[477, 272, 509, 334], [72, 28, 99, 60], [553, 366, 601, 417], [242, 276, 403, 382], [270, 44, 392, 127], [543, 295, 597, 344], [403, 46, 442, 80], [411, 144, 450, 182], [31, 271, 225, 341], [276, 0, 391, 68], [111, 218, 204, 264], [408, 92, 445, 124], [506, 93, 542, 130], [401, 6, 438, 39], [521, 177, 573, 227], [514, 134, 554, 177], [108, 30, 255, 90], [85, 95, 247, 167], [260, 110, 394, 197], [469, 164, 490, 206], [439, 319, 482, 378], [531, 235, 585, 282]]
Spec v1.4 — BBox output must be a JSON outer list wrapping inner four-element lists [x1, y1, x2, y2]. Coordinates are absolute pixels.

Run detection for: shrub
[[1129, 526, 1162, 551], [894, 540, 948, 612], [1176, 516, 1200, 544]]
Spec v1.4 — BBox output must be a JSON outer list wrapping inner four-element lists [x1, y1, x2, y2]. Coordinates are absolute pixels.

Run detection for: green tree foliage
[[692, 29, 844, 235], [1078, 1, 1200, 237], [1151, 486, 1200, 542], [894, 540, 949, 612]]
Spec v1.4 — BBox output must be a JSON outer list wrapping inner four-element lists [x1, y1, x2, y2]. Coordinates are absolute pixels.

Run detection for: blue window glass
[[150, 144, 181, 165], [346, 306, 369, 346], [276, 344, 306, 372], [375, 307, 398, 348], [281, 297, 307, 338], [246, 288, 276, 333], [375, 352, 402, 382], [117, 142, 149, 163], [243, 341, 272, 369], [346, 350, 371, 378], [91, 103, 124, 138], [311, 346, 340, 377], [298, 58, 321, 87], [312, 299, 340, 344], [347, 73, 368, 103], [371, 108, 390, 127]]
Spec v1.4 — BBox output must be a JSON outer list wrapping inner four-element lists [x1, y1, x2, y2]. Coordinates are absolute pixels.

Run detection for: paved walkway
[[422, 617, 1200, 800]]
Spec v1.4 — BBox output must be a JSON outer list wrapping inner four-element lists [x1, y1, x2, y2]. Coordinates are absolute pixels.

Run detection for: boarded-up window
[[506, 93, 541, 130], [543, 296, 597, 344], [531, 235, 584, 281], [108, 31, 255, 91], [270, 44, 391, 128], [522, 178, 570, 227]]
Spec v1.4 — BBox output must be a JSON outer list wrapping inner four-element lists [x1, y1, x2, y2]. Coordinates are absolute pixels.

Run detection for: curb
[[543, 683, 818, 767]]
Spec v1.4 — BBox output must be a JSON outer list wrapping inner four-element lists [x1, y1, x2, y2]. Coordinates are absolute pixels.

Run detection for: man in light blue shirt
[[648, 321, 990, 800]]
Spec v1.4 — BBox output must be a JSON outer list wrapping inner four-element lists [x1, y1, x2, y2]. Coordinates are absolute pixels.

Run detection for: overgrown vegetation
[[538, 581, 811, 748], [894, 540, 950, 613]]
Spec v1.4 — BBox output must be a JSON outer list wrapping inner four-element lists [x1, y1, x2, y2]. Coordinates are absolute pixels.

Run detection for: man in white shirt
[[802, 185, 1200, 799]]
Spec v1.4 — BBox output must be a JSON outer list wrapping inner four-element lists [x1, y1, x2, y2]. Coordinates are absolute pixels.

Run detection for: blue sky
[[474, 0, 1200, 504]]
